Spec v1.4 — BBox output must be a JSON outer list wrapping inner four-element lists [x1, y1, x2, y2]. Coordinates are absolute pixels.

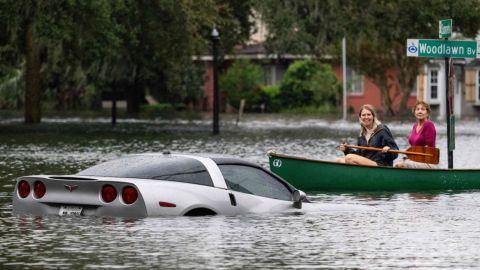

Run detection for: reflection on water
[[2, 116, 480, 269]]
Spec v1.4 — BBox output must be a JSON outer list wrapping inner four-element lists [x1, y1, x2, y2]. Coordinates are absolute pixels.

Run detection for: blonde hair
[[358, 104, 381, 135], [412, 101, 431, 118]]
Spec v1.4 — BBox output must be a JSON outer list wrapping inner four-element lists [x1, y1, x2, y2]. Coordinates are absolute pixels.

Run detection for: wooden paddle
[[344, 144, 440, 164]]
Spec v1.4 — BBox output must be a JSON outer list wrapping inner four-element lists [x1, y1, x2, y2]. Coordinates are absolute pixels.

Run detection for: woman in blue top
[[336, 104, 399, 166]]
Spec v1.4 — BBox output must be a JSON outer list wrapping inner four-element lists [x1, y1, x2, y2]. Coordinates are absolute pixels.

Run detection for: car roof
[[135, 152, 260, 167], [81, 152, 297, 191], [209, 157, 259, 166]]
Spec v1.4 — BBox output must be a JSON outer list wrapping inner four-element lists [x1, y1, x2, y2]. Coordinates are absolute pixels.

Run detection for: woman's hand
[[339, 143, 348, 152], [382, 146, 390, 152]]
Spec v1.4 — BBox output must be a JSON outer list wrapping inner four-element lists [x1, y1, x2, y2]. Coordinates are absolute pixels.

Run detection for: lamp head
[[211, 27, 220, 40]]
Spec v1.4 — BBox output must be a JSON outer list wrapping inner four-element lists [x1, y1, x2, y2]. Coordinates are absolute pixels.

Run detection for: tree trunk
[[381, 84, 395, 116], [397, 72, 414, 116], [371, 74, 394, 116], [24, 18, 42, 123], [395, 58, 419, 116], [126, 80, 143, 116]]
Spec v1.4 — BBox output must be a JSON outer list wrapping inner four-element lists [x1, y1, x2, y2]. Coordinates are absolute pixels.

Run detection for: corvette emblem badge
[[64, 184, 79, 192]]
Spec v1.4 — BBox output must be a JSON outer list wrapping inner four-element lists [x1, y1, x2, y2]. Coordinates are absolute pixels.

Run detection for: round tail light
[[34, 181, 46, 199], [101, 184, 117, 203], [18, 180, 30, 198], [122, 186, 138, 204]]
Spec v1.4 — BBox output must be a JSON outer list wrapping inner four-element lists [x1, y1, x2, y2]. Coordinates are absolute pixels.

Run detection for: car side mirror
[[292, 190, 306, 209]]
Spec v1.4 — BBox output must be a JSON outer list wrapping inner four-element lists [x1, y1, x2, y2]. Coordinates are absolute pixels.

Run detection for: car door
[[217, 164, 295, 214]]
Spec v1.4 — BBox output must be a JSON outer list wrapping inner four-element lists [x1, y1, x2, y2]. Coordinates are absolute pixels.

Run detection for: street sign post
[[407, 39, 480, 58], [439, 19, 452, 38], [406, 19, 467, 169]]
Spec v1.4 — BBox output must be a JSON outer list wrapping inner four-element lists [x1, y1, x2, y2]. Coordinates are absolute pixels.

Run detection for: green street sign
[[439, 19, 452, 38], [406, 39, 480, 58]]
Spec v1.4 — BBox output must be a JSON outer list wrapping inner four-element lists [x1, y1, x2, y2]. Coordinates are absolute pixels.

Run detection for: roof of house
[[193, 42, 314, 61]]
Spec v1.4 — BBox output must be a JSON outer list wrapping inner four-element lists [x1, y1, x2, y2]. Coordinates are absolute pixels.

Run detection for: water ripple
[[2, 117, 480, 269]]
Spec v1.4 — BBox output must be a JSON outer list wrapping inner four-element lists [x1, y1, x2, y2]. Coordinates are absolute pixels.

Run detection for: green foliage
[[140, 103, 197, 118], [307, 64, 341, 106], [0, 0, 254, 121], [261, 84, 281, 112], [341, 0, 480, 115], [142, 103, 175, 113], [254, 0, 344, 56], [0, 69, 23, 109], [84, 84, 101, 110], [220, 59, 265, 109], [262, 84, 280, 97], [4, 0, 479, 118], [163, 60, 205, 105], [256, 0, 480, 115], [278, 59, 340, 109], [279, 60, 316, 108]]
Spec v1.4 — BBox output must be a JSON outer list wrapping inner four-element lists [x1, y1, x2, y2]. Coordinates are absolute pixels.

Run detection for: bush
[[261, 84, 281, 112], [220, 59, 265, 110], [278, 59, 340, 109], [142, 103, 175, 114]]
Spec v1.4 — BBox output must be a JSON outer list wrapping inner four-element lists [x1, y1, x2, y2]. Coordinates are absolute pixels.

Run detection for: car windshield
[[77, 155, 213, 186]]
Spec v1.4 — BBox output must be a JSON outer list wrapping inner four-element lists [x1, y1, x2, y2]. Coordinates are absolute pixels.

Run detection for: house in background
[[331, 66, 418, 115], [416, 58, 480, 120], [199, 44, 417, 116], [199, 45, 480, 120], [198, 14, 480, 119], [197, 15, 306, 112], [197, 43, 305, 112], [465, 59, 480, 116], [332, 56, 480, 120]]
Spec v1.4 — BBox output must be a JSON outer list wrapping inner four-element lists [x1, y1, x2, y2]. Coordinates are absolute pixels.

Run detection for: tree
[[255, 0, 480, 115], [0, 0, 255, 122], [255, 0, 344, 57], [343, 0, 480, 115], [0, 1, 118, 123]]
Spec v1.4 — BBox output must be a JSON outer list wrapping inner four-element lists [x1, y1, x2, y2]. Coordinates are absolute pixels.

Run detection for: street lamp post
[[211, 27, 220, 135]]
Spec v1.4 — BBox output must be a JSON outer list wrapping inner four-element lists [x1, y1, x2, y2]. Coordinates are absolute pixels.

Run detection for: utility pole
[[211, 27, 220, 135]]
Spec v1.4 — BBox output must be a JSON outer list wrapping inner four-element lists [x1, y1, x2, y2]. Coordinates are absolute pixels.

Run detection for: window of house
[[264, 65, 286, 86], [347, 68, 363, 95], [477, 69, 480, 102], [264, 65, 276, 86], [276, 66, 286, 84], [428, 69, 439, 103]]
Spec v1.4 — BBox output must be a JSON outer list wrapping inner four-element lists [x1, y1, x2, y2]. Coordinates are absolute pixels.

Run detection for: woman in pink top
[[396, 101, 438, 168]]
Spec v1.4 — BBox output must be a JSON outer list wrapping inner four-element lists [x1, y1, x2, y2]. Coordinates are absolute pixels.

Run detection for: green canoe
[[268, 152, 480, 192]]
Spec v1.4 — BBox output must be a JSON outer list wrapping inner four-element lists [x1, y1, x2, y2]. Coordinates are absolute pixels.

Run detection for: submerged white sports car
[[13, 153, 307, 218]]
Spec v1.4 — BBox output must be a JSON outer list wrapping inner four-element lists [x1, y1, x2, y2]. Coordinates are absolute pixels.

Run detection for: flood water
[[2, 115, 480, 269]]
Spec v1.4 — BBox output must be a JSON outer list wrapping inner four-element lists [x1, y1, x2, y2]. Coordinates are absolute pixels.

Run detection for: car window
[[77, 155, 213, 187], [218, 165, 292, 201]]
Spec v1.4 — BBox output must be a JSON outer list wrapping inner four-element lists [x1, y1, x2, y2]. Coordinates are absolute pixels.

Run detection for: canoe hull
[[268, 152, 480, 192]]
